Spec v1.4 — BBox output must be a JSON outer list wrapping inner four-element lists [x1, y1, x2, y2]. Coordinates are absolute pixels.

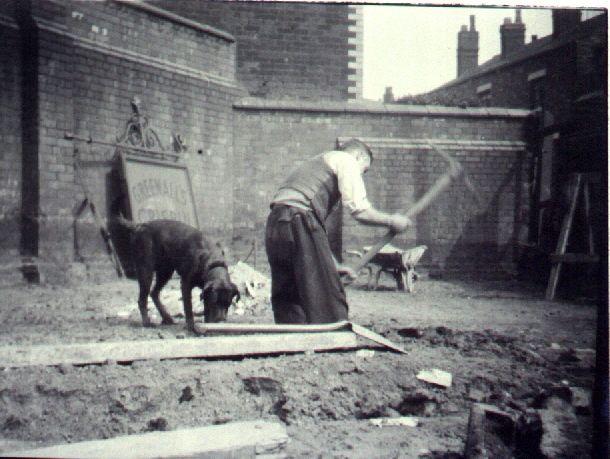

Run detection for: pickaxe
[[346, 142, 482, 279]]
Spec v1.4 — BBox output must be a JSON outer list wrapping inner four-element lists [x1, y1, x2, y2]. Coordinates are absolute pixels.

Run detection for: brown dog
[[112, 215, 239, 334]]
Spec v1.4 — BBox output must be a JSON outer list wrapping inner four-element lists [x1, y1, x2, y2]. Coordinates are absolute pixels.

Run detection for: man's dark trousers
[[265, 205, 348, 324]]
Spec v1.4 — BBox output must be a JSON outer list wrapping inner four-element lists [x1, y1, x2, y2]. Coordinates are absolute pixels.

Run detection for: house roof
[[433, 12, 607, 92]]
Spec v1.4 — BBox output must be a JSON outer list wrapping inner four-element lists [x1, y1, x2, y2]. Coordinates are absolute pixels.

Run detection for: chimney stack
[[500, 9, 526, 57], [552, 9, 581, 38], [383, 87, 395, 103], [457, 15, 479, 77]]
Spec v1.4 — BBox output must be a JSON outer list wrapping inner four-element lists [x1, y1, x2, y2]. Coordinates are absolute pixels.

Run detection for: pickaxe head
[[428, 142, 484, 215]]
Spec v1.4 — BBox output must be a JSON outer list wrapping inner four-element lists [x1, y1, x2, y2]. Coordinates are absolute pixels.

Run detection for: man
[[265, 138, 411, 324]]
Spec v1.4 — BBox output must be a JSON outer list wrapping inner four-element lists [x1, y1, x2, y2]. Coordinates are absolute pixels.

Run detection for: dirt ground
[[0, 269, 598, 458]]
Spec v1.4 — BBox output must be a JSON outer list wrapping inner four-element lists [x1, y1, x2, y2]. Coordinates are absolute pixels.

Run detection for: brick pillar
[[16, 1, 40, 281], [20, 0, 77, 283]]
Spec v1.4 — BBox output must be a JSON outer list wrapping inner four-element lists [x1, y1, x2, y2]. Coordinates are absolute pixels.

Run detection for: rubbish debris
[[467, 388, 486, 403], [355, 349, 376, 359], [416, 369, 452, 388], [369, 416, 418, 428], [538, 396, 583, 457], [179, 386, 194, 403], [397, 327, 422, 338], [146, 417, 169, 432], [118, 262, 271, 318], [569, 386, 592, 414], [228, 261, 271, 316], [464, 403, 518, 459]]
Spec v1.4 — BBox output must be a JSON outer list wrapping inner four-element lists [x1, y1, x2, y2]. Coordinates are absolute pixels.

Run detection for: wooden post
[[545, 174, 581, 300]]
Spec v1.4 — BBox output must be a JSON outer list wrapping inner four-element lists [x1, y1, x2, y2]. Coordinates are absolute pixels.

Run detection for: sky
[[355, 0, 607, 100], [361, 2, 606, 101]]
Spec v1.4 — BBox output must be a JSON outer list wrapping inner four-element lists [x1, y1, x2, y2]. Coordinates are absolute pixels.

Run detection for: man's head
[[338, 138, 373, 174]]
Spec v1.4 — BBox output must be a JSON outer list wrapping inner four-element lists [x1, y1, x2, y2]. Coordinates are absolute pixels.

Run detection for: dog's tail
[[109, 196, 137, 232], [108, 196, 138, 279]]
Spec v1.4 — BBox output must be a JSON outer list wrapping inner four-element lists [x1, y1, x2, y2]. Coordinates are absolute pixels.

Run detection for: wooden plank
[[0, 332, 361, 369], [549, 253, 599, 263], [199, 321, 351, 334], [5, 420, 288, 458], [546, 174, 582, 300], [200, 321, 407, 354], [350, 323, 407, 354]]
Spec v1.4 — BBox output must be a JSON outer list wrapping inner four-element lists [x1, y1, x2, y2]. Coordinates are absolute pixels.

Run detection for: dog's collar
[[206, 260, 227, 273]]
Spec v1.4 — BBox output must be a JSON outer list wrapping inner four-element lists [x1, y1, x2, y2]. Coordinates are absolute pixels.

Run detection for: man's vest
[[277, 154, 340, 224]]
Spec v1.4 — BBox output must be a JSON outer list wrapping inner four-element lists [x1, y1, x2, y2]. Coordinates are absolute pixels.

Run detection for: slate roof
[[433, 13, 607, 91]]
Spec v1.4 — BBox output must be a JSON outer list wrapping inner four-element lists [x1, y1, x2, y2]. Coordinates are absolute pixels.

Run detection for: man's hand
[[387, 214, 412, 233], [337, 264, 358, 281]]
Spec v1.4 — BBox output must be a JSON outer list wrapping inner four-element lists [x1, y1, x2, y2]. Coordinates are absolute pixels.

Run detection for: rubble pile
[[228, 261, 271, 316]]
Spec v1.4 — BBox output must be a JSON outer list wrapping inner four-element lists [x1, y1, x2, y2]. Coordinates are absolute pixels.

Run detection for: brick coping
[[234, 98, 532, 118], [116, 0, 235, 42]]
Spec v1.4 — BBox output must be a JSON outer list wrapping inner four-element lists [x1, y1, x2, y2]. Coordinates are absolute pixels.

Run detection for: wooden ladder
[[545, 173, 600, 300]]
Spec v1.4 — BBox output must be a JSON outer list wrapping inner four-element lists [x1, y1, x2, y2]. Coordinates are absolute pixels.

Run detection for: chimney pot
[[515, 8, 522, 24], [531, 34, 538, 41], [457, 16, 479, 76], [500, 9, 526, 56]]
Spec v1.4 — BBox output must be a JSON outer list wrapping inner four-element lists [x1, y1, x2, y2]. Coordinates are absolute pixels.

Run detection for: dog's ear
[[198, 252, 208, 272], [201, 280, 217, 305]]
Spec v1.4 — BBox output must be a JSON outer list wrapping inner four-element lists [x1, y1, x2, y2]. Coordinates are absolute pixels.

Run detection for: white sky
[[361, 2, 606, 100]]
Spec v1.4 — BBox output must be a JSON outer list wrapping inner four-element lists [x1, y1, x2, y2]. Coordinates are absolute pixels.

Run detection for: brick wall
[[232, 100, 531, 275], [1, 0, 241, 283], [0, 1, 536, 283], [0, 7, 22, 284], [152, 0, 355, 101]]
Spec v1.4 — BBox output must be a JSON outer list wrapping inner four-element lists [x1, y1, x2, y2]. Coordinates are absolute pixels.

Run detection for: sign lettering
[[120, 155, 199, 228]]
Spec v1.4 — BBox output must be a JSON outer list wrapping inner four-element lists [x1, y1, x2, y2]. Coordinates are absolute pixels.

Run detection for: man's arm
[[329, 150, 411, 233], [352, 207, 411, 233]]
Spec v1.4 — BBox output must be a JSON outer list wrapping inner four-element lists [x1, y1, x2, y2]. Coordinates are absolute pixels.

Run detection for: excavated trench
[[0, 277, 597, 457], [0, 326, 594, 457]]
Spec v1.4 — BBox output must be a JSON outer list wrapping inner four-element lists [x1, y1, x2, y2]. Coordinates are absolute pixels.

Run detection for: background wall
[[232, 100, 530, 275], [0, 0, 533, 283]]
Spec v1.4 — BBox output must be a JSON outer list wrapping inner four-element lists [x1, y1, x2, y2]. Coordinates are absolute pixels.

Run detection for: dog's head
[[200, 277, 240, 323]]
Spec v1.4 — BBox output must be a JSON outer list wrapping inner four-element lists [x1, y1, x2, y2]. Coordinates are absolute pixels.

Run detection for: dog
[[347, 244, 427, 292], [111, 213, 239, 334]]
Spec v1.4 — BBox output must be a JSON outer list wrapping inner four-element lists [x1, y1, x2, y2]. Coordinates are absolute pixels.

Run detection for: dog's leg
[[181, 279, 202, 335], [151, 268, 175, 325], [137, 269, 154, 327]]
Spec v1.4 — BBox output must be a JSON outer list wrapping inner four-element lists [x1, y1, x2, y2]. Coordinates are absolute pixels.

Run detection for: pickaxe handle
[[351, 169, 457, 274]]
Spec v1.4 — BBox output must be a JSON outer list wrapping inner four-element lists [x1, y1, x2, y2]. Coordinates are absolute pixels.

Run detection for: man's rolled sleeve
[[332, 152, 372, 215]]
